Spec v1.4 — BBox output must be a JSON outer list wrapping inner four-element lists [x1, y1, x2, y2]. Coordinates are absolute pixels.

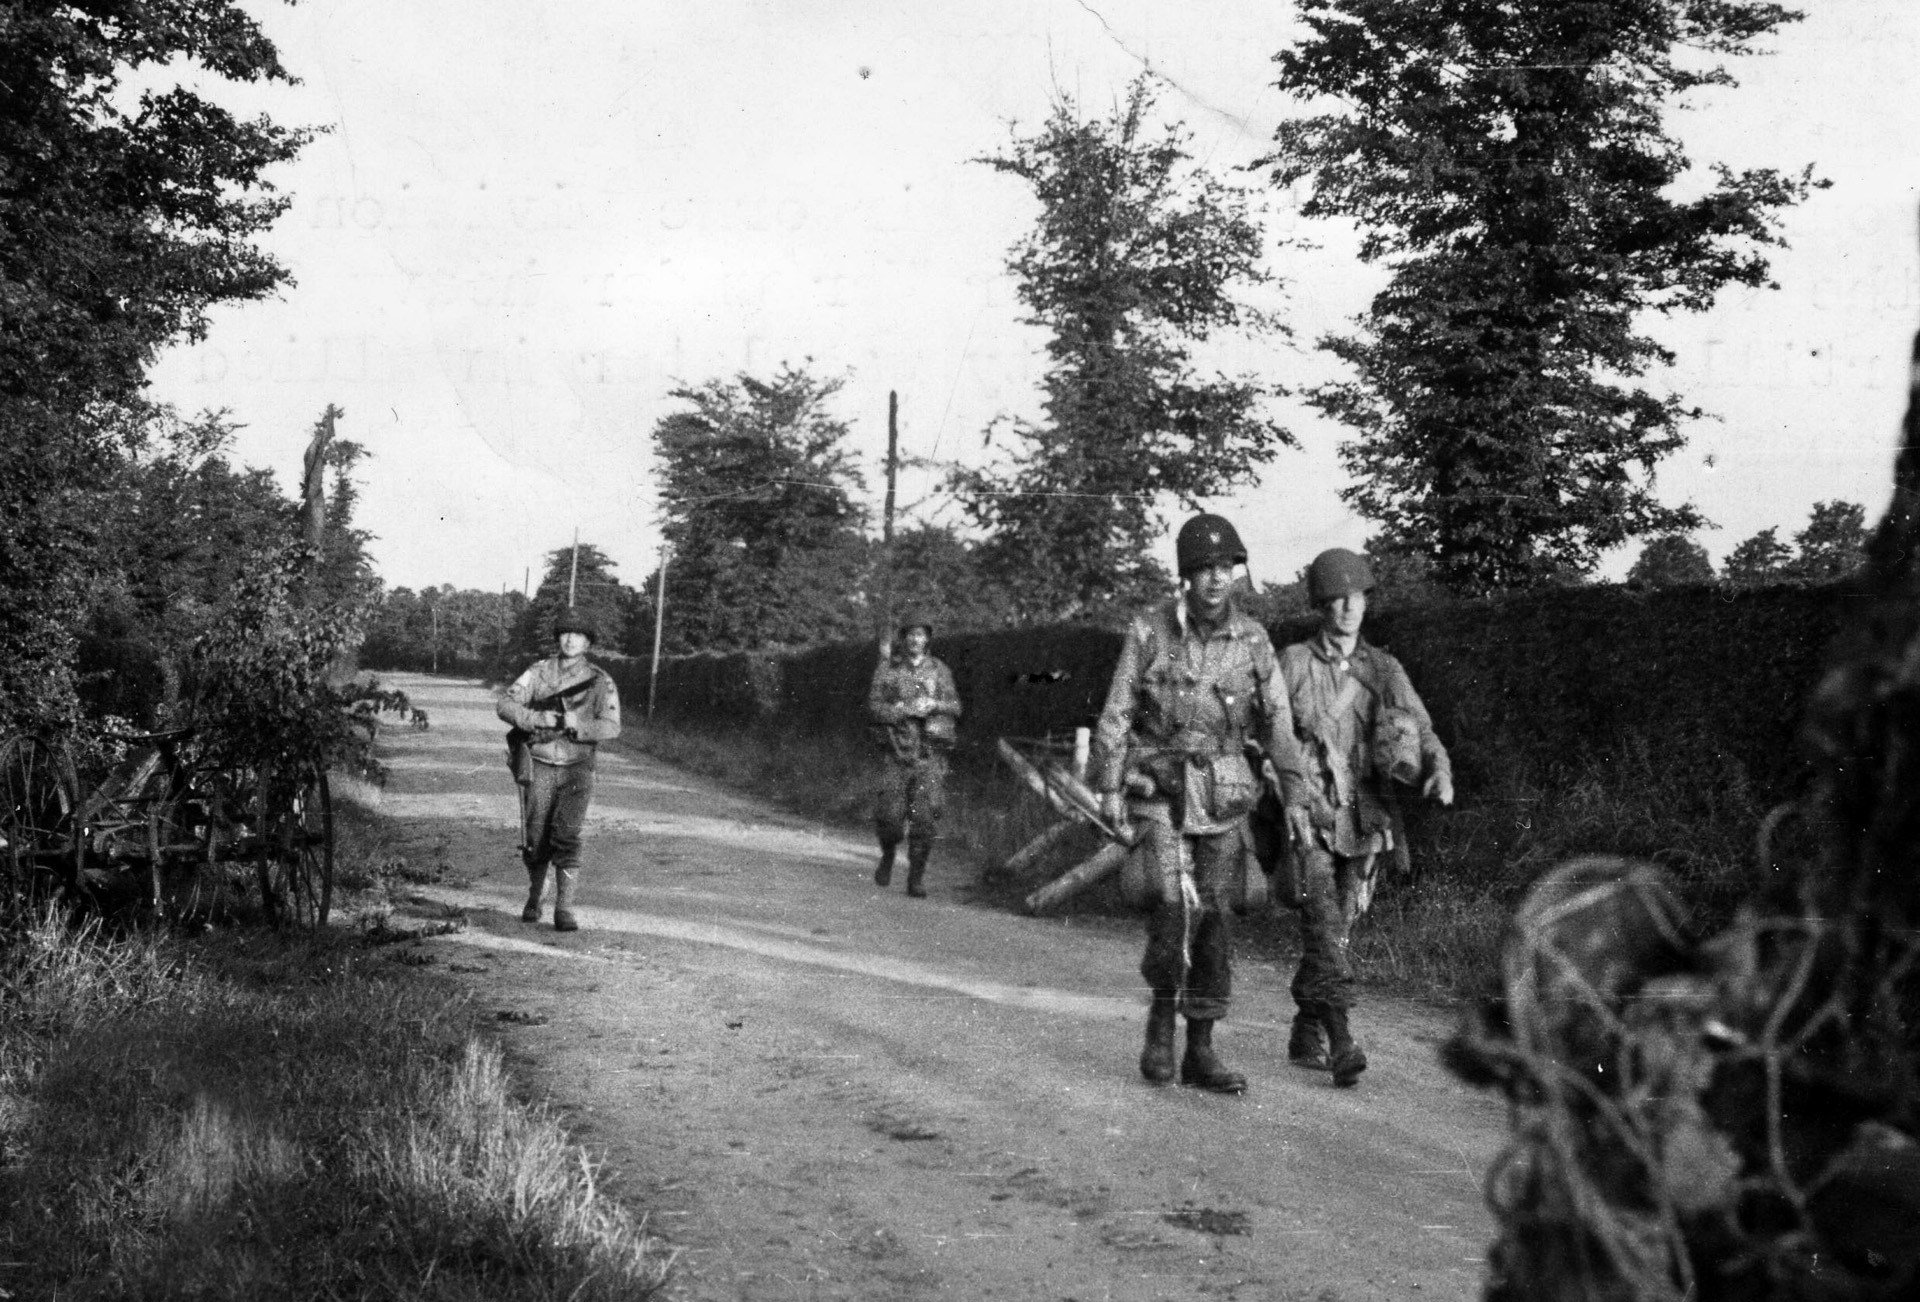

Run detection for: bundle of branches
[[1443, 328, 1920, 1295]]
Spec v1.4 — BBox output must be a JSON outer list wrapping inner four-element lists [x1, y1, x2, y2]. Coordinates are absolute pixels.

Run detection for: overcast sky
[[146, 0, 1920, 597]]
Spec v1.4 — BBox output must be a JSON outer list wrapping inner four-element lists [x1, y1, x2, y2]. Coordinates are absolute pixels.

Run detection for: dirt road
[[373, 673, 1507, 1302]]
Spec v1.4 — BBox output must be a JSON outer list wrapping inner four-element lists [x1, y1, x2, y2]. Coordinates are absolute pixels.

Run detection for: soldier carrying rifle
[[498, 606, 622, 931], [1093, 514, 1317, 1093]]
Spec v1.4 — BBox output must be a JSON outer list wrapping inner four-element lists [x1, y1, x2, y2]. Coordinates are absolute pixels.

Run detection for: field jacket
[[497, 656, 622, 768], [1093, 597, 1312, 835], [867, 653, 961, 764], [1278, 632, 1449, 858]]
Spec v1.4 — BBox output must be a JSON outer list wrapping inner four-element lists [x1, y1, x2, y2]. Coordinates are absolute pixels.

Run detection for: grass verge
[[0, 795, 673, 1301]]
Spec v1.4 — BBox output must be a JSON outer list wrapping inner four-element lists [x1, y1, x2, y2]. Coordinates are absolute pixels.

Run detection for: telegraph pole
[[648, 546, 669, 720], [567, 529, 580, 606], [884, 390, 899, 545]]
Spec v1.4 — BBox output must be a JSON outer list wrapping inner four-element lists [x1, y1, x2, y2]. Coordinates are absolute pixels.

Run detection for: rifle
[[505, 676, 598, 784]]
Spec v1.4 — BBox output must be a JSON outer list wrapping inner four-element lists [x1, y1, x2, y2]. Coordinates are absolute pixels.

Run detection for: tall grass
[[0, 905, 672, 1300]]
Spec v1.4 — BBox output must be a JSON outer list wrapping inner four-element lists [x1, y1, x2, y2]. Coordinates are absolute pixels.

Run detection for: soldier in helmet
[[497, 606, 623, 931], [867, 612, 962, 898], [1268, 547, 1453, 1086], [1092, 514, 1317, 1094]]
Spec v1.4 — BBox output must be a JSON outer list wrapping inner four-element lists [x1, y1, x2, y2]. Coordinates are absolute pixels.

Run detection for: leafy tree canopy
[[510, 544, 641, 663], [1627, 533, 1714, 588], [1268, 0, 1822, 592], [0, 0, 312, 729], [650, 365, 870, 653], [952, 75, 1293, 622]]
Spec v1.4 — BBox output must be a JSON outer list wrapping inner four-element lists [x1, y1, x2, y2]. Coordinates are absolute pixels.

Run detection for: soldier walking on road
[[1269, 548, 1453, 1087], [498, 607, 622, 932], [867, 613, 962, 898], [1093, 514, 1317, 1094]]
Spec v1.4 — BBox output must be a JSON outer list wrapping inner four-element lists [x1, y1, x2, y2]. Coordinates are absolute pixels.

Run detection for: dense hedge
[[611, 583, 1850, 812]]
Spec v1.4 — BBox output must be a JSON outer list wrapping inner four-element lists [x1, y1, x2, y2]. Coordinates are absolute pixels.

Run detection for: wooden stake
[[1002, 819, 1080, 877], [1025, 841, 1131, 914]]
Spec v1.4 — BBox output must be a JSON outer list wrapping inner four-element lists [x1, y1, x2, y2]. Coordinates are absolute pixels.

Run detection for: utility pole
[[884, 390, 899, 545], [567, 529, 580, 606], [881, 390, 900, 634], [430, 604, 439, 675], [648, 546, 669, 720]]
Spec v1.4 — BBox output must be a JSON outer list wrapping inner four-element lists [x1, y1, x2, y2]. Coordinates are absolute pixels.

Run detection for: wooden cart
[[0, 726, 333, 928]]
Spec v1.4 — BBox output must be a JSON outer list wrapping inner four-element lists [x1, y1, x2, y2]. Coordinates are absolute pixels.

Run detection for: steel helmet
[[1305, 548, 1374, 605], [553, 606, 599, 644], [896, 611, 935, 639], [1174, 514, 1248, 576]]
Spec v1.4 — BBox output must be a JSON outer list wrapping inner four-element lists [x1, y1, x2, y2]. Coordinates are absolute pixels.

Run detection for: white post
[[648, 546, 669, 720]]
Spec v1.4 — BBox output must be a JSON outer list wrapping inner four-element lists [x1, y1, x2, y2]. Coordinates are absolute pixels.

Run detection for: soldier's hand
[[1100, 791, 1126, 832], [1284, 802, 1317, 851], [1424, 771, 1454, 806], [541, 711, 564, 729]]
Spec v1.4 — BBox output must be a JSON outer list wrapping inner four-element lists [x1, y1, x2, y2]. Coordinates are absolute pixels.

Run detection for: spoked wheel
[[258, 763, 333, 929], [0, 734, 82, 904]]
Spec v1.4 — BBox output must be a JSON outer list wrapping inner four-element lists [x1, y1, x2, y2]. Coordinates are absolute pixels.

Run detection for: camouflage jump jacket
[[1093, 598, 1313, 835], [867, 653, 962, 764], [1278, 632, 1450, 858]]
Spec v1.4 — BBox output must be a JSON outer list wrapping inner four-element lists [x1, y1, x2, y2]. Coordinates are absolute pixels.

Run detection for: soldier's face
[[1321, 590, 1367, 638], [901, 626, 930, 658], [1185, 564, 1235, 617], [557, 631, 591, 658]]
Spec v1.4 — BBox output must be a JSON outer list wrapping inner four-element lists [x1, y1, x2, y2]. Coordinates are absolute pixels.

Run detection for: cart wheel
[[0, 734, 82, 904], [262, 764, 332, 929]]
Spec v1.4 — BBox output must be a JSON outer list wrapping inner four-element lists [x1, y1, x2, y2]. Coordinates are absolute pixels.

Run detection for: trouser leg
[[905, 754, 945, 897], [1290, 842, 1357, 1023], [1139, 828, 1238, 1022], [874, 760, 909, 885], [542, 762, 595, 931], [521, 768, 559, 921]]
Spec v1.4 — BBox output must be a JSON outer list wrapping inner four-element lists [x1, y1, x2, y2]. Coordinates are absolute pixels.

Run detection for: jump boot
[[1287, 1012, 1330, 1070], [1181, 1018, 1248, 1093], [1323, 1007, 1367, 1087], [552, 866, 580, 932], [905, 840, 932, 898], [874, 839, 898, 887], [1139, 994, 1178, 1085], [522, 865, 548, 924]]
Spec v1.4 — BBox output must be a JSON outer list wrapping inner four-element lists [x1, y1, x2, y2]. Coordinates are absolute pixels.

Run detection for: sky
[[145, 0, 1920, 597]]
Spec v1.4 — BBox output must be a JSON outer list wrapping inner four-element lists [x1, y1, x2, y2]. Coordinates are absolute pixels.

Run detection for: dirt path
[[372, 673, 1507, 1302]]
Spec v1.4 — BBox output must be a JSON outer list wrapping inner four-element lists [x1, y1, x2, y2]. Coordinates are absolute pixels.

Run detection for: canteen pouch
[[1203, 751, 1259, 822]]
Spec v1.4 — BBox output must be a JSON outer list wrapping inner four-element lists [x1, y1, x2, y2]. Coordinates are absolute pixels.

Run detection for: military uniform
[[498, 610, 622, 931], [1094, 520, 1314, 1092], [1266, 549, 1452, 1086], [867, 635, 961, 897]]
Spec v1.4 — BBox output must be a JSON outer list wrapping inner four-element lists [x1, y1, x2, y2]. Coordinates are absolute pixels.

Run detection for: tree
[[874, 524, 1020, 635], [650, 365, 870, 653], [1790, 499, 1866, 582], [0, 1, 311, 728], [951, 75, 1292, 621], [510, 545, 641, 662], [1723, 526, 1793, 587], [1268, 0, 1822, 592], [1626, 533, 1713, 588]]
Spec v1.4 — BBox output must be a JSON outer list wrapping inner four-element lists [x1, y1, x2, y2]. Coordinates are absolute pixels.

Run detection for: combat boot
[[1181, 1018, 1247, 1094], [1287, 1012, 1330, 1069], [906, 841, 931, 898], [874, 840, 897, 887], [552, 867, 580, 932], [522, 866, 548, 924], [1139, 995, 1178, 1084], [1324, 1007, 1367, 1087]]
